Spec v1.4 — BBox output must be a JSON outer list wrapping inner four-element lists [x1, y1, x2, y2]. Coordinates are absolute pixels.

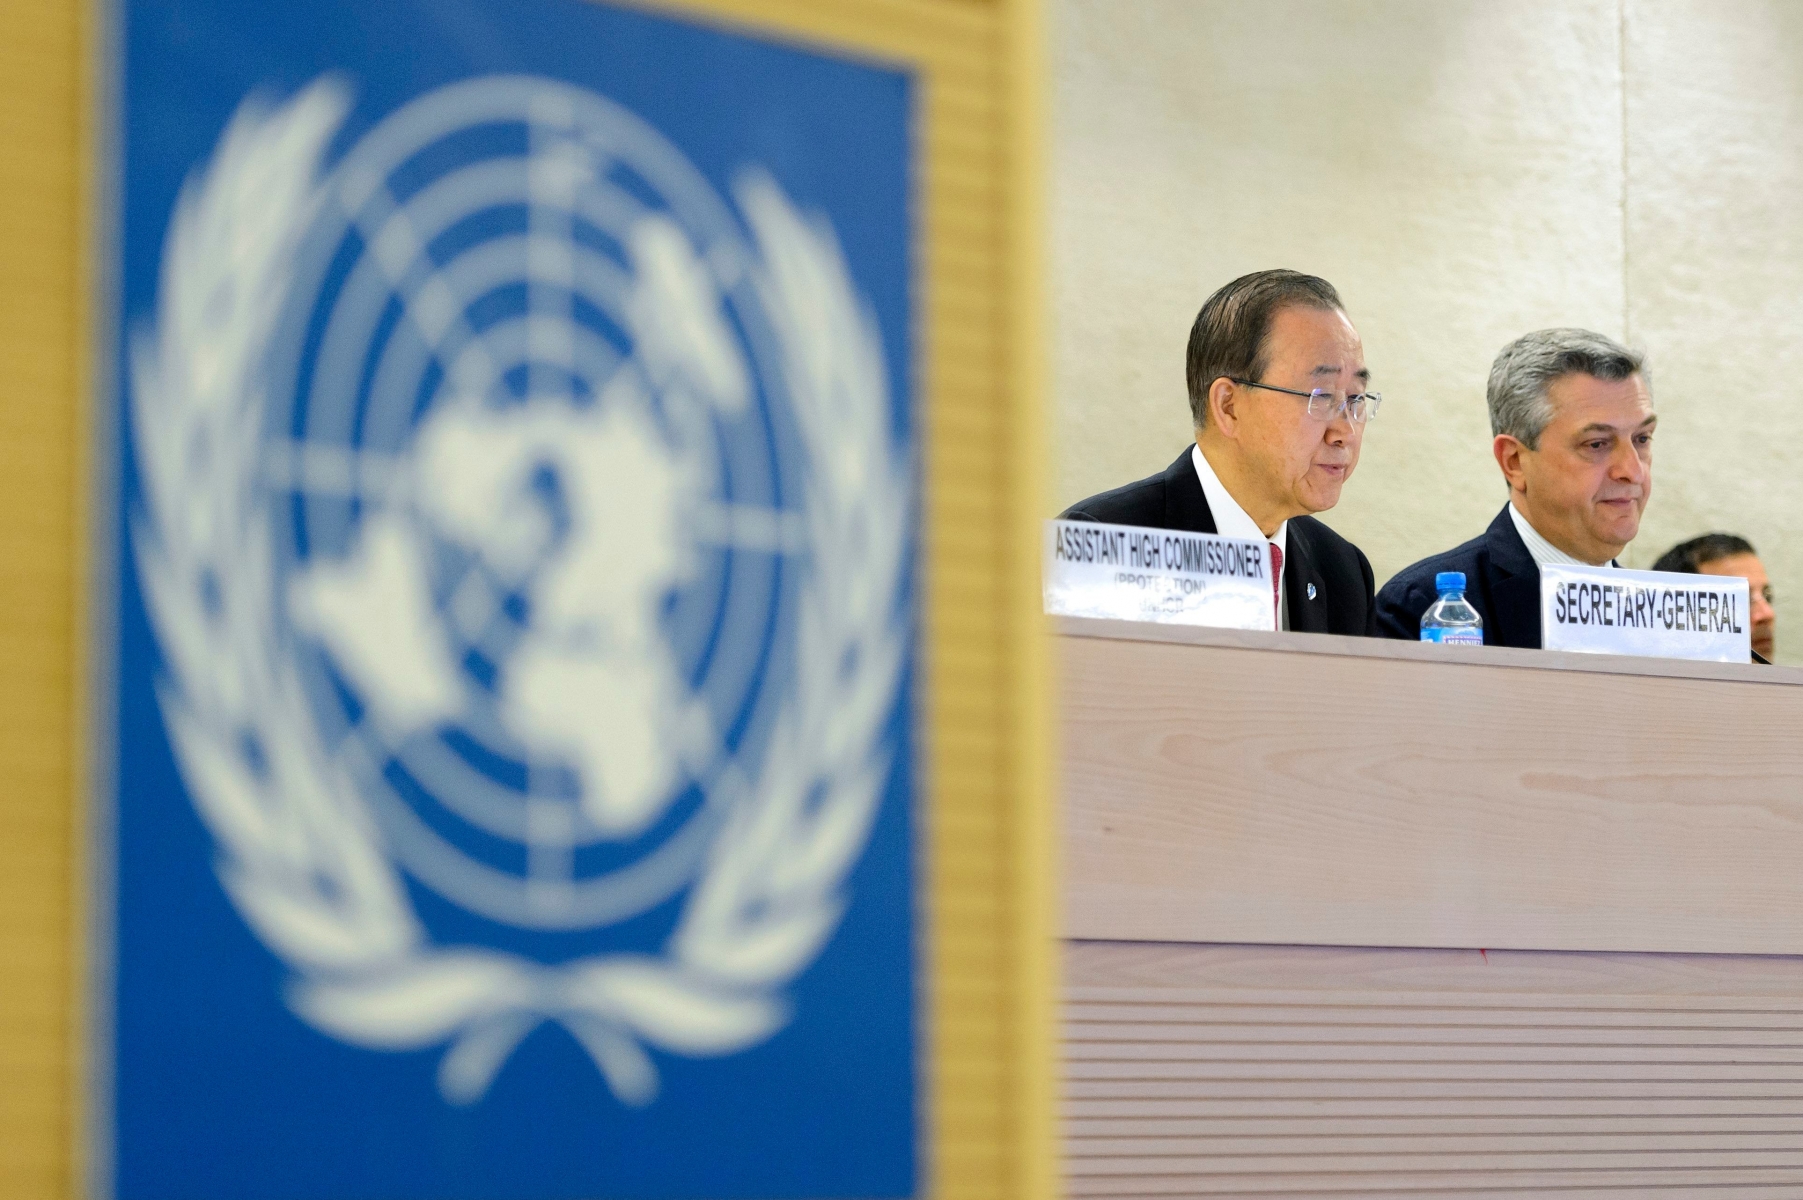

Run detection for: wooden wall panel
[[1065, 940, 1803, 1196], [1060, 618, 1803, 957], [0, 0, 85, 1197]]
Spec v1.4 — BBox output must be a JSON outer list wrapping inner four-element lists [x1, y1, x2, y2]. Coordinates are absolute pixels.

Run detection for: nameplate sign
[[1540, 563, 1750, 662], [1044, 519, 1274, 630]]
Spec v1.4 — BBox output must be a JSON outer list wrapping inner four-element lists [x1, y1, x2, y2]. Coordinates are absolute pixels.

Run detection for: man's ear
[[1207, 376, 1240, 438], [1493, 434, 1529, 496]]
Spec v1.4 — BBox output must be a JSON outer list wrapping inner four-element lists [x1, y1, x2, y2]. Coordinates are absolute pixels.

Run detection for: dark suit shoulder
[[1059, 448, 1211, 534], [1375, 530, 1494, 641], [1059, 469, 1168, 527], [1289, 514, 1377, 595], [1379, 530, 1491, 598], [1287, 515, 1378, 637], [1290, 514, 1365, 565]]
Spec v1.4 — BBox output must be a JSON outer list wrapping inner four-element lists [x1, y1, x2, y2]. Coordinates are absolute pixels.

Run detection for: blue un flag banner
[[109, 1, 916, 1196]]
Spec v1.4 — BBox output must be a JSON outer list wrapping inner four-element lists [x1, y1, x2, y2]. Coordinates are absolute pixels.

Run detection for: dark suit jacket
[[1374, 504, 1541, 648], [1059, 447, 1379, 637]]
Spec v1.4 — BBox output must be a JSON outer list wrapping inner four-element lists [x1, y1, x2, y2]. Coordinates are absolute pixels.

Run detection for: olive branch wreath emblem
[[129, 78, 912, 1105]]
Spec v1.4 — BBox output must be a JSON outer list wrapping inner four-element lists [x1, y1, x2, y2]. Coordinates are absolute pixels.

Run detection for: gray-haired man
[[1376, 328, 1655, 647]]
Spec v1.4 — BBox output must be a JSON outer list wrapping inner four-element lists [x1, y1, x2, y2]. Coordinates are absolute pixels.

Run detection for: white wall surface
[[1052, 0, 1803, 660]]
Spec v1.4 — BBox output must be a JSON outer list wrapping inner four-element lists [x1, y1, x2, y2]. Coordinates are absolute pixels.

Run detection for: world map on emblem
[[272, 76, 803, 931], [129, 72, 911, 1102]]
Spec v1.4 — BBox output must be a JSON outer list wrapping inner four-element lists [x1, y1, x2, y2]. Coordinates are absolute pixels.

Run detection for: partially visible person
[[1060, 268, 1381, 635], [1376, 328, 1654, 647], [1653, 533, 1776, 662]]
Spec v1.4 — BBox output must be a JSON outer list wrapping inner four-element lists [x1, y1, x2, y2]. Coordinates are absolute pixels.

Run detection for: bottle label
[[1420, 626, 1483, 645]]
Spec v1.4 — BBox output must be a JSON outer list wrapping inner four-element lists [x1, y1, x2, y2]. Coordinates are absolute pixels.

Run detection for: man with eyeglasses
[[1060, 268, 1381, 634], [1375, 328, 1654, 647]]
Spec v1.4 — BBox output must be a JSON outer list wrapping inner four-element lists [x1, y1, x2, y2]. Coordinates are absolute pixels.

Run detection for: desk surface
[[1055, 614, 1803, 686], [1059, 617, 1803, 956]]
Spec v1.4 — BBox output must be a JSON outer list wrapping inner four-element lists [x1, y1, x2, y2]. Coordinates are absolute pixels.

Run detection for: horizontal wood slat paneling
[[1072, 1112, 1803, 1127], [1070, 1151, 1803, 1175], [1071, 1134, 1803, 1155], [1067, 1167, 1803, 1197], [1069, 1029, 1803, 1048], [1067, 1037, 1803, 1066], [1065, 941, 1803, 1195]]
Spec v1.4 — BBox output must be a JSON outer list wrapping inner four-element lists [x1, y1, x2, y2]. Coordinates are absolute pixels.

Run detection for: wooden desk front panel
[[1061, 620, 1803, 956], [1064, 940, 1803, 1197]]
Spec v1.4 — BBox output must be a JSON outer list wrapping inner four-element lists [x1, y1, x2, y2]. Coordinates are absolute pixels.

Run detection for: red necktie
[[1270, 541, 1283, 628]]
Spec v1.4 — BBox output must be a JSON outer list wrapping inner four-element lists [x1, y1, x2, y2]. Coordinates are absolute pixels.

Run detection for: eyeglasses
[[1228, 378, 1383, 423]]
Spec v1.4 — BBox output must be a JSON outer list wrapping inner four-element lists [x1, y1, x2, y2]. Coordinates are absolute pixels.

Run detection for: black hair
[[1185, 269, 1343, 429], [1652, 532, 1757, 574]]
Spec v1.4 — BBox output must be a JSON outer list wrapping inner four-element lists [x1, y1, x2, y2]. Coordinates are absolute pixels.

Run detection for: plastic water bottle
[[1419, 571, 1483, 645]]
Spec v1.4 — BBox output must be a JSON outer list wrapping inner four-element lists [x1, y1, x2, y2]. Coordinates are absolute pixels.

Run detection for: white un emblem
[[129, 75, 911, 1105]]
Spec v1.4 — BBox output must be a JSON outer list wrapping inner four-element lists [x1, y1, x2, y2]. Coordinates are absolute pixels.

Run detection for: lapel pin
[[1307, 583, 1317, 600]]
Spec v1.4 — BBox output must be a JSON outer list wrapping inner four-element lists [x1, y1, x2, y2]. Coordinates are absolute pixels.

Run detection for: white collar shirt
[[1508, 501, 1618, 570], [1192, 443, 1290, 629]]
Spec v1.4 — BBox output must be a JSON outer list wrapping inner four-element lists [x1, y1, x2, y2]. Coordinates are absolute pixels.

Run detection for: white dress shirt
[[1192, 444, 1290, 629], [1507, 502, 1617, 570]]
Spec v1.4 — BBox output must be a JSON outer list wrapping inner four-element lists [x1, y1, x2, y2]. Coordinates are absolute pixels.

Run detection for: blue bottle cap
[[1435, 571, 1466, 593]]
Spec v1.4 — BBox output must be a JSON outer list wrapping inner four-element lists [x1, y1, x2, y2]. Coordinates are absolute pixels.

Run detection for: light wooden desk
[[1058, 617, 1803, 1195]]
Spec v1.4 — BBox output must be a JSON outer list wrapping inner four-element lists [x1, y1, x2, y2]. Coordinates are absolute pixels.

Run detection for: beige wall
[[1052, 0, 1803, 661]]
